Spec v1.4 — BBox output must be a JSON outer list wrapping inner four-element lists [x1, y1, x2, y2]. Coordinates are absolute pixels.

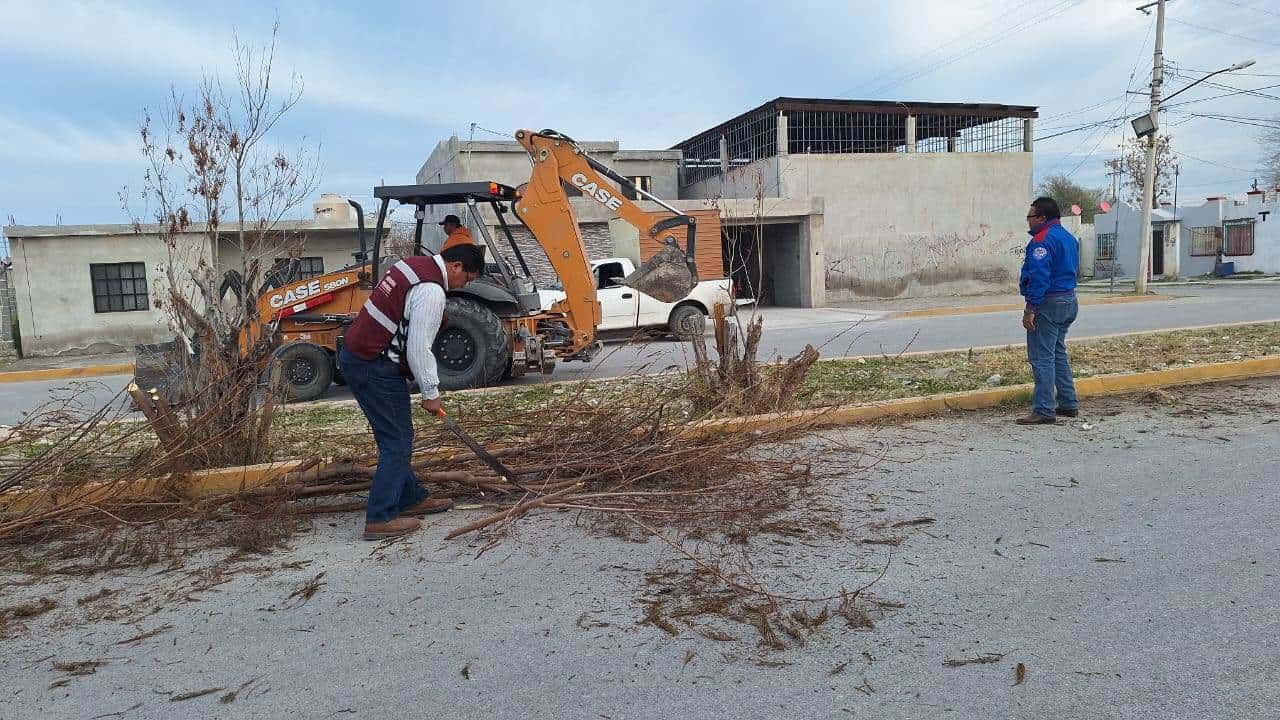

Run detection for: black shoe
[[1015, 414, 1056, 425], [1055, 407, 1079, 418]]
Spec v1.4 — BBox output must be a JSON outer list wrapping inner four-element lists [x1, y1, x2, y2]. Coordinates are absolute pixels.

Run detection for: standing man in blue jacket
[[1017, 196, 1080, 425]]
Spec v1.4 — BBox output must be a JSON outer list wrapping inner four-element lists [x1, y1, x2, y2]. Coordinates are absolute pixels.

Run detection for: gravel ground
[[3, 377, 1279, 719]]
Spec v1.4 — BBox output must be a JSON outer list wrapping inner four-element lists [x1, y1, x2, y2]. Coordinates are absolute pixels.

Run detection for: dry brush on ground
[[1, 318, 891, 649]]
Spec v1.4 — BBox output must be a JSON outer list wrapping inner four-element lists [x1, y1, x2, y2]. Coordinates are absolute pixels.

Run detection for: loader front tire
[[274, 342, 333, 403], [435, 297, 510, 391]]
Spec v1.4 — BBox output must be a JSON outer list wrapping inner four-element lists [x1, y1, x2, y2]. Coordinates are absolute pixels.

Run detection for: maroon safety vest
[[344, 256, 446, 375]]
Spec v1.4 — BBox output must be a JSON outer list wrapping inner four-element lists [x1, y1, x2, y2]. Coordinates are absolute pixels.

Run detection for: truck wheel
[[274, 342, 333, 402], [435, 297, 510, 390], [668, 304, 707, 340]]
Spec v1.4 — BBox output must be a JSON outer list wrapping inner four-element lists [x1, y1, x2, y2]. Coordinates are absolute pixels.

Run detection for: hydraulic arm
[[512, 129, 699, 349]]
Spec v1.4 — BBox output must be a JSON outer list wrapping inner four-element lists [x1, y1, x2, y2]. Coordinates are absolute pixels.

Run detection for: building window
[[623, 176, 653, 201], [1224, 220, 1255, 256], [1097, 233, 1116, 261], [288, 256, 325, 278], [1190, 226, 1223, 257], [90, 262, 149, 313]]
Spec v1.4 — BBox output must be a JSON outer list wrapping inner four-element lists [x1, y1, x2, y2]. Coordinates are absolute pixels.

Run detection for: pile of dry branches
[[1, 314, 883, 648]]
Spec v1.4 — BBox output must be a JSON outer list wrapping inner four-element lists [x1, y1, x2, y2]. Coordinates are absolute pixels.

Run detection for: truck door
[[594, 260, 639, 329]]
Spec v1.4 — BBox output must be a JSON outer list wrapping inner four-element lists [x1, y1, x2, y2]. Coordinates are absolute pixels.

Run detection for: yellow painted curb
[[891, 293, 1169, 320], [0, 363, 135, 384], [6, 355, 1280, 513], [686, 354, 1280, 437]]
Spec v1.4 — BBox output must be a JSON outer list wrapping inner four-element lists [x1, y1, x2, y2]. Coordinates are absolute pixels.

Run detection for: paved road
[[5, 378, 1278, 718], [4, 284, 1279, 424]]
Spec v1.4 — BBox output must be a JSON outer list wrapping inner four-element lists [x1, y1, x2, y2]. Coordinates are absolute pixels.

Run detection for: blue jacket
[[1020, 219, 1078, 310]]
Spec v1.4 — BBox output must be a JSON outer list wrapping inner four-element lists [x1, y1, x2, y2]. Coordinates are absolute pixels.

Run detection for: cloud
[[0, 112, 140, 165]]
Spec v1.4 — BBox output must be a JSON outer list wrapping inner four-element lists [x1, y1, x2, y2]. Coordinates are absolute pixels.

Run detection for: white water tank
[[313, 194, 353, 225]]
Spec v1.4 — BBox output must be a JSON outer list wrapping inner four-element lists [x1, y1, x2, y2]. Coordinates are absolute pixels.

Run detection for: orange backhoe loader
[[136, 129, 701, 403]]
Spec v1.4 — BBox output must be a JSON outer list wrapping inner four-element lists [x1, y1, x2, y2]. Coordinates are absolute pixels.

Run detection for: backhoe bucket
[[621, 244, 697, 303]]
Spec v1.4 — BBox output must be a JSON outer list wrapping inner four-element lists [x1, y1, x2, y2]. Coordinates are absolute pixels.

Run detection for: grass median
[[8, 322, 1280, 464]]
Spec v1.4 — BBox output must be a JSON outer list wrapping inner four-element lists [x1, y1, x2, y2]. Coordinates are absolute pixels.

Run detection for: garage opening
[[721, 222, 806, 306]]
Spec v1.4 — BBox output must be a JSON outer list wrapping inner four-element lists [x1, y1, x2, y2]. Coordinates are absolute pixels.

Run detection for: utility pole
[[1135, 0, 1166, 294]]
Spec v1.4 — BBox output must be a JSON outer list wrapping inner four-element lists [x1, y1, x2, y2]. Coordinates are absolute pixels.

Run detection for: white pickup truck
[[538, 257, 743, 338]]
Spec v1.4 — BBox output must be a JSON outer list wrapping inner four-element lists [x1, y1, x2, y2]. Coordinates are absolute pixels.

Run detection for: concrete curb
[[0, 363, 135, 384], [684, 354, 1280, 436], [889, 293, 1169, 320], [6, 354, 1279, 512]]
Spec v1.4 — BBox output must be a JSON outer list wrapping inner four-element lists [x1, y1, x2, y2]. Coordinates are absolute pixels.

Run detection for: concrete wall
[[1057, 216, 1097, 278], [1224, 192, 1280, 273], [9, 231, 210, 356], [0, 266, 17, 359], [215, 230, 365, 278], [6, 215, 371, 356], [680, 157, 781, 201], [771, 152, 1032, 300]]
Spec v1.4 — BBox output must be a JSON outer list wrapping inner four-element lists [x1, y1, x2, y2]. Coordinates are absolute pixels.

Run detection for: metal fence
[[677, 102, 1029, 188]]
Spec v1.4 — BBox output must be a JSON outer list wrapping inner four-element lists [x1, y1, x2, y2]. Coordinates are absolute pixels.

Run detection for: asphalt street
[[4, 377, 1278, 718], [3, 283, 1278, 425]]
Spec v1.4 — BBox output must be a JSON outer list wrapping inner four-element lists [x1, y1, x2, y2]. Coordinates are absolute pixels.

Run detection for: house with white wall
[[1093, 188, 1280, 280], [4, 196, 369, 357]]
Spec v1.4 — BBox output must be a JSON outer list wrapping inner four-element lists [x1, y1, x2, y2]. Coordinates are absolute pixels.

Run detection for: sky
[[2, 0, 1279, 256]]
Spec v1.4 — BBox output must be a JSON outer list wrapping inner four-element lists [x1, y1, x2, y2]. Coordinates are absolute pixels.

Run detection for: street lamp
[[1160, 58, 1256, 105], [1129, 59, 1255, 138]]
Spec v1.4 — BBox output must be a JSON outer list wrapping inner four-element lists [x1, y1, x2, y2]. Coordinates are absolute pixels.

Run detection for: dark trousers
[[1026, 293, 1080, 418], [338, 348, 427, 524]]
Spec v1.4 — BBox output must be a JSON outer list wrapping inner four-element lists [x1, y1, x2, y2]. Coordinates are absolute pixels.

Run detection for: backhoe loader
[[134, 129, 701, 403]]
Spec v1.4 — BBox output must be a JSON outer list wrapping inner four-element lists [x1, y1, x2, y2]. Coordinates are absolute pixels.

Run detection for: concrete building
[[4, 198, 368, 356], [1092, 188, 1280, 280], [674, 97, 1037, 304], [419, 97, 1037, 307]]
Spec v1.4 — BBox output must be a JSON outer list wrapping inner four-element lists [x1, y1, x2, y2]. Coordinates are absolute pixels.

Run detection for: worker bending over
[[339, 243, 486, 540]]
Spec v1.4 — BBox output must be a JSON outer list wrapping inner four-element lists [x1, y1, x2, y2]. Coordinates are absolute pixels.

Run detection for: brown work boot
[[1015, 413, 1056, 425], [362, 516, 421, 541], [402, 497, 454, 516]]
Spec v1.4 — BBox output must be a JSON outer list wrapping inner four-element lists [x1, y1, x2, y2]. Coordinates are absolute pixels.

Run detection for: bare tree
[[126, 25, 318, 468], [1261, 119, 1280, 189], [1120, 134, 1176, 208]]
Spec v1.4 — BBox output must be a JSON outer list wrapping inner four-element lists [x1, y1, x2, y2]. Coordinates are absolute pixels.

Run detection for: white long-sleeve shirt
[[402, 256, 450, 400]]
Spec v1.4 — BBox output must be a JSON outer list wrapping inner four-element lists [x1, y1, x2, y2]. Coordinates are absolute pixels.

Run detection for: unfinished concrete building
[[675, 97, 1037, 304]]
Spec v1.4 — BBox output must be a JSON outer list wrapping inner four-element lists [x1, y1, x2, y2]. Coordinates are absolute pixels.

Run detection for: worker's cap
[[439, 214, 462, 226]]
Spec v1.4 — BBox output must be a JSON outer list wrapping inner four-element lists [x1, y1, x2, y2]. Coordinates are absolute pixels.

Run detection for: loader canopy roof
[[373, 182, 518, 205]]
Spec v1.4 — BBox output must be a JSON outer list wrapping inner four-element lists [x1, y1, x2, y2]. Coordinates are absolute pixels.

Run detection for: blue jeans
[[1026, 294, 1079, 419], [338, 348, 428, 524]]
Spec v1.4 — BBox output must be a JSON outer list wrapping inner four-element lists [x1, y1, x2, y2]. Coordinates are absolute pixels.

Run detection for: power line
[[1182, 113, 1280, 130], [838, 0, 1043, 97], [862, 0, 1080, 97], [1169, 148, 1256, 173], [1167, 17, 1280, 47], [1162, 82, 1280, 110], [1166, 70, 1280, 102], [1214, 0, 1280, 19]]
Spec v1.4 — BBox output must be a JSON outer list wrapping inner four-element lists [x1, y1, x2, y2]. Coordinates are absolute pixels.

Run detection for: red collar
[[1031, 219, 1059, 243]]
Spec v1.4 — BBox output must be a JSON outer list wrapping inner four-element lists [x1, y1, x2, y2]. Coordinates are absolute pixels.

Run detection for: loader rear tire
[[435, 297, 509, 391], [274, 342, 333, 403]]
